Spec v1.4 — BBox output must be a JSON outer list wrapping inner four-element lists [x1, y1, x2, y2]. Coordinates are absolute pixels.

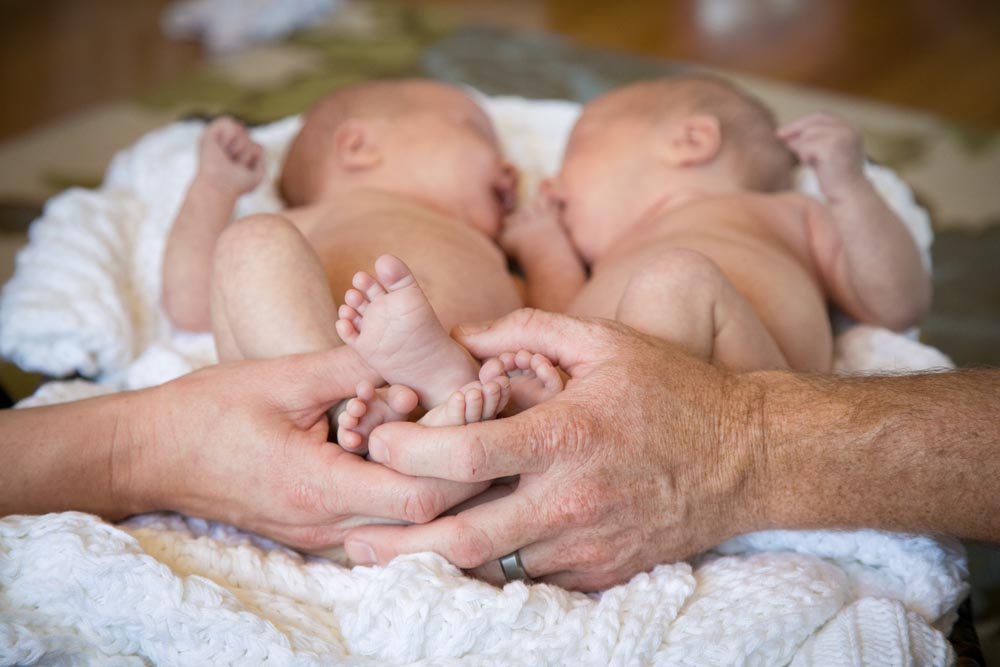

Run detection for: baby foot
[[336, 380, 419, 453], [419, 374, 512, 428], [480, 350, 563, 414], [335, 254, 479, 409]]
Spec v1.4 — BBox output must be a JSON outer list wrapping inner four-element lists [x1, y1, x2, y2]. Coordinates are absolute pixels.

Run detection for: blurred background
[[0, 0, 998, 661], [3, 0, 1000, 137]]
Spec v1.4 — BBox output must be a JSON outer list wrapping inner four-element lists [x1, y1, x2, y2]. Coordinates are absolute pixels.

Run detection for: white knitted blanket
[[0, 97, 964, 666]]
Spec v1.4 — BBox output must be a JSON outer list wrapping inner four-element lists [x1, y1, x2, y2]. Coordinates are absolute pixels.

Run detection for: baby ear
[[333, 119, 382, 170], [663, 114, 722, 167]]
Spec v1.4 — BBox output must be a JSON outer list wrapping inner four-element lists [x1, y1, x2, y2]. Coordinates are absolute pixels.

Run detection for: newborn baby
[[161, 80, 533, 445], [503, 75, 931, 371]]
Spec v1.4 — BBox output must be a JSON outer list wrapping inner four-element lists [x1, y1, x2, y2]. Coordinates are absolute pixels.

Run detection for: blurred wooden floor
[[1, 0, 999, 143], [414, 0, 1000, 127]]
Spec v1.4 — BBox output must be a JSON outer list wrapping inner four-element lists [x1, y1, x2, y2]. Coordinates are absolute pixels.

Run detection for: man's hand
[[342, 310, 768, 591], [777, 113, 866, 201], [126, 347, 486, 551], [197, 116, 266, 198]]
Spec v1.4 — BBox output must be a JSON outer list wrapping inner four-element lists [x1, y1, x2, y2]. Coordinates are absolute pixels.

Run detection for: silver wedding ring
[[499, 550, 533, 583]]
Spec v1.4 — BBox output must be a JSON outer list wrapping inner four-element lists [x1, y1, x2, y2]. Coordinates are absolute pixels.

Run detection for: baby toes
[[344, 288, 370, 314], [480, 375, 511, 419], [529, 352, 564, 394], [384, 384, 419, 415], [352, 270, 387, 302], [443, 390, 467, 426], [462, 386, 484, 424], [479, 357, 508, 384]]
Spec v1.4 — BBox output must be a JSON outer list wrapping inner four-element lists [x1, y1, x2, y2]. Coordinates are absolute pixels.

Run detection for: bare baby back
[[569, 192, 834, 371], [287, 190, 522, 332]]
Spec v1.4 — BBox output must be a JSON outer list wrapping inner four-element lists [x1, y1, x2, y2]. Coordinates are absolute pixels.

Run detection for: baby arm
[[779, 114, 931, 330], [162, 117, 265, 331], [500, 191, 586, 312]]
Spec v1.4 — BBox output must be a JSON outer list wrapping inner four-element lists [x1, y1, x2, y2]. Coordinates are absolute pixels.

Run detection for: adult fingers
[[452, 309, 618, 373], [343, 489, 547, 569], [463, 528, 577, 586], [367, 412, 553, 482], [307, 446, 487, 525], [281, 346, 378, 412]]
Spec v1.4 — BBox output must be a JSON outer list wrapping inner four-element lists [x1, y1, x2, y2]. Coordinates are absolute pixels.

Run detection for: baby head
[[280, 79, 516, 238], [552, 75, 795, 261]]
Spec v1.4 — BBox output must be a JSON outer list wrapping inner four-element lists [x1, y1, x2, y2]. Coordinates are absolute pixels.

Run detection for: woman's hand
[[126, 347, 486, 551]]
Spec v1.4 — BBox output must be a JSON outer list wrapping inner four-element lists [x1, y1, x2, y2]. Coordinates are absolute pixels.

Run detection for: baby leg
[[615, 249, 788, 371], [210, 214, 376, 383], [336, 254, 481, 409]]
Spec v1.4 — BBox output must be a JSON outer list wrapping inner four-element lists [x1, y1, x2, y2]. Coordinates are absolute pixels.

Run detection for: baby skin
[[503, 76, 931, 372], [334, 254, 563, 449], [161, 80, 528, 440]]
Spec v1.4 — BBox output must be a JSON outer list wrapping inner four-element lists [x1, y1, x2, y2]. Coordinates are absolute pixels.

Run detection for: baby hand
[[500, 183, 568, 257], [777, 113, 866, 200], [197, 116, 266, 197]]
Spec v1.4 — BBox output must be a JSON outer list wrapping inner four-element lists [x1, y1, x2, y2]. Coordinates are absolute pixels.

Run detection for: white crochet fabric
[[0, 97, 963, 666]]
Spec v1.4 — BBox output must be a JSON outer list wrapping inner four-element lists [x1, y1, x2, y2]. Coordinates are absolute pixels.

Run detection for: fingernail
[[368, 437, 389, 464], [456, 321, 490, 337], [346, 541, 376, 565]]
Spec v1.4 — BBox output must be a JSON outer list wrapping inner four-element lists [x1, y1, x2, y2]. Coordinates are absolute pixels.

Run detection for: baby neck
[[633, 174, 745, 226]]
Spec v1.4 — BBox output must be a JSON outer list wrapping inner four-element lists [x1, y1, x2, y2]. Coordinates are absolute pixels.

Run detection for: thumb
[[283, 345, 375, 409], [453, 309, 611, 371]]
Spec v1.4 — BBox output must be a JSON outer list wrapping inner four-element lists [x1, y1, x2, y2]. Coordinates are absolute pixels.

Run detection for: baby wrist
[[193, 168, 245, 200], [821, 172, 870, 205]]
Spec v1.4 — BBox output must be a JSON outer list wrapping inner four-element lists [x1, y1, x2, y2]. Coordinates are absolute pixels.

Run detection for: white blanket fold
[[0, 96, 963, 666]]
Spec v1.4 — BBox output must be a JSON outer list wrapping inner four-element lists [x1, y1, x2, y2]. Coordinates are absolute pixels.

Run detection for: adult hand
[[343, 309, 768, 591], [125, 347, 487, 551]]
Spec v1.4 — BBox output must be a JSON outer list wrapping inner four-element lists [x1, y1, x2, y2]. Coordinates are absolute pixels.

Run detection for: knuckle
[[286, 479, 324, 514], [443, 519, 495, 568], [548, 483, 607, 528], [570, 541, 615, 570], [607, 530, 643, 570], [285, 524, 340, 551], [401, 488, 446, 524], [510, 307, 542, 330], [556, 409, 601, 452]]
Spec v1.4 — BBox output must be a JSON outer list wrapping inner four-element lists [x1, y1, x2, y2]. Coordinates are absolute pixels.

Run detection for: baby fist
[[500, 181, 567, 257], [198, 116, 266, 197], [777, 113, 865, 200]]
